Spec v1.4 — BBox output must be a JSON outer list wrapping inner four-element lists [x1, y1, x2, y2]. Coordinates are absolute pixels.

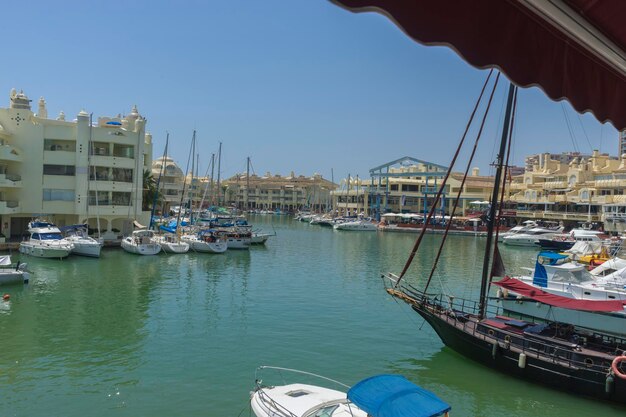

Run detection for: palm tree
[[143, 169, 158, 211]]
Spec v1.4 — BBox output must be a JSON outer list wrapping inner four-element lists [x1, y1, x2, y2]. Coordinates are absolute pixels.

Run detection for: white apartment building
[[0, 89, 153, 240], [151, 156, 184, 214]]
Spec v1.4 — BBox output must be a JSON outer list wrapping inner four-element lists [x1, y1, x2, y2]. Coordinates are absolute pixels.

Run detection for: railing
[[382, 273, 623, 377]]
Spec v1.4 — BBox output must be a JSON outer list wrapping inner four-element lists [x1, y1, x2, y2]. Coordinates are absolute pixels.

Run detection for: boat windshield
[[33, 233, 63, 240]]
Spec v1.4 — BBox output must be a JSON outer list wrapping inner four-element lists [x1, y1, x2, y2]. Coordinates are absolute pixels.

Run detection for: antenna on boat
[[478, 82, 517, 318]]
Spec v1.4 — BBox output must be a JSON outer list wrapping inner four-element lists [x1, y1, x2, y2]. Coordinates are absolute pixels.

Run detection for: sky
[[1, 1, 618, 182]]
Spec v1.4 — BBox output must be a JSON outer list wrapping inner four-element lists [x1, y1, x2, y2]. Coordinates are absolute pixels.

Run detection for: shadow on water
[[387, 348, 626, 417]]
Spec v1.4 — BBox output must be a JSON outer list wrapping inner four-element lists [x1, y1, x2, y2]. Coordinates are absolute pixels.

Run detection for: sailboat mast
[[246, 156, 250, 211], [216, 142, 222, 206], [209, 153, 215, 206], [150, 132, 169, 230], [478, 82, 516, 317]]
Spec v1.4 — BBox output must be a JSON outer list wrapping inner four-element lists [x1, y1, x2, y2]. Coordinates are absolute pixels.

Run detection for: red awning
[[493, 276, 626, 312], [332, 0, 626, 130]]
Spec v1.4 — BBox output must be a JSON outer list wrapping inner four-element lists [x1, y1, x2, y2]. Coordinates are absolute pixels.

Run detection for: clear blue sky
[[2, 0, 617, 181]]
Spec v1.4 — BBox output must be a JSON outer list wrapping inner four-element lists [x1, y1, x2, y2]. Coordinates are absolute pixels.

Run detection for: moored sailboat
[[382, 80, 626, 404]]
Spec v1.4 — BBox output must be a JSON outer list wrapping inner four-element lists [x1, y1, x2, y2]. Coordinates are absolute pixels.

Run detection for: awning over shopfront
[[332, 0, 626, 130]]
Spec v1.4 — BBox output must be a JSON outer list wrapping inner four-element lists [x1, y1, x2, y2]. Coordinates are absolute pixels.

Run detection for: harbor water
[[1, 216, 625, 416]]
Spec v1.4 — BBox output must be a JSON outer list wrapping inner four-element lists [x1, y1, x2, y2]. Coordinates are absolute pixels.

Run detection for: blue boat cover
[[533, 252, 569, 287], [347, 375, 450, 417]]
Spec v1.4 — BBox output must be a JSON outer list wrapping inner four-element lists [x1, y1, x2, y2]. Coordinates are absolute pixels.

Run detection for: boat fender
[[611, 356, 626, 380], [606, 373, 615, 394], [518, 353, 527, 369], [491, 341, 498, 359]]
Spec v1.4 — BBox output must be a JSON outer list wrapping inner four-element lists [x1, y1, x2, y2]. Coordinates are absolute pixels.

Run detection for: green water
[[0, 216, 624, 416]]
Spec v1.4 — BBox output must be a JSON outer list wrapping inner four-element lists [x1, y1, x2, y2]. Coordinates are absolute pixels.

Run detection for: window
[[390, 184, 399, 191], [112, 192, 131, 206], [90, 142, 110, 156], [44, 139, 76, 152], [112, 168, 133, 182], [43, 165, 75, 176], [43, 189, 75, 201], [113, 144, 134, 158], [402, 184, 419, 192], [89, 191, 110, 205]]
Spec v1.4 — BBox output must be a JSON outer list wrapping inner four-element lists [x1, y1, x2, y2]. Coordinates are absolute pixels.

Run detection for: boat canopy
[[493, 277, 626, 312], [59, 224, 88, 233], [533, 252, 569, 287], [347, 375, 451, 417]]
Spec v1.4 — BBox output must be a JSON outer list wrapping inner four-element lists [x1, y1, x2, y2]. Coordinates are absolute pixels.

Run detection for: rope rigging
[[423, 72, 501, 293], [395, 69, 495, 285]]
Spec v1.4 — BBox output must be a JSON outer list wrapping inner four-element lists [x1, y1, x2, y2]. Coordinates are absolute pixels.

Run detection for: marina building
[[331, 156, 495, 218], [223, 172, 337, 212], [0, 89, 153, 240], [151, 156, 184, 214], [506, 150, 626, 230]]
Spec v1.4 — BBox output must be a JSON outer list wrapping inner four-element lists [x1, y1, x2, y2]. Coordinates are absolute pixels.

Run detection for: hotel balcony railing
[[0, 174, 22, 187], [0, 200, 19, 214]]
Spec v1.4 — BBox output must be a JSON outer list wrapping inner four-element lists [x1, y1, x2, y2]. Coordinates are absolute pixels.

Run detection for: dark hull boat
[[387, 284, 626, 403], [536, 238, 575, 251], [379, 80, 626, 406]]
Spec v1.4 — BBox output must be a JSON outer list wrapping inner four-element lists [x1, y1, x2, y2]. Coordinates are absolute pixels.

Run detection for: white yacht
[[181, 231, 227, 253], [333, 219, 378, 231], [250, 230, 274, 245], [60, 224, 103, 257], [497, 220, 537, 242], [496, 252, 626, 336], [155, 233, 190, 254], [19, 221, 74, 259], [121, 230, 162, 255], [251, 366, 450, 417], [502, 225, 564, 246]]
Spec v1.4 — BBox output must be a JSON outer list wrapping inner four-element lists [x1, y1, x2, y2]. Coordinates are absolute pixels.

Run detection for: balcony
[[543, 180, 567, 189], [0, 142, 23, 162], [0, 173, 22, 188], [0, 200, 19, 214]]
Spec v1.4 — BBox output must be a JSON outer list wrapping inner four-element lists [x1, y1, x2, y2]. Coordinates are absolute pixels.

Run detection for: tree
[[142, 169, 158, 211]]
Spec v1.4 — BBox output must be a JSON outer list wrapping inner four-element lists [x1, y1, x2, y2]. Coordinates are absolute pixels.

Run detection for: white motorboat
[[19, 221, 74, 259], [155, 233, 190, 254], [251, 366, 451, 417], [181, 231, 227, 253], [121, 230, 162, 255], [497, 220, 537, 242], [250, 230, 275, 245], [502, 225, 564, 246], [213, 228, 251, 249], [60, 224, 103, 257], [0, 255, 30, 285], [333, 219, 377, 231], [496, 252, 626, 336]]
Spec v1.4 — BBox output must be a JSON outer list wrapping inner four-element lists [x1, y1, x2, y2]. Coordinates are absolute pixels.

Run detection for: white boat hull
[[0, 270, 29, 285], [182, 236, 228, 253], [121, 238, 161, 255], [19, 242, 72, 259], [70, 242, 102, 257], [333, 221, 377, 231], [227, 237, 251, 249], [159, 241, 190, 254]]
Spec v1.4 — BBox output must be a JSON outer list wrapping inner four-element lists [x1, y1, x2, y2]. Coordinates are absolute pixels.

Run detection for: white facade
[[151, 156, 184, 213], [0, 89, 153, 239]]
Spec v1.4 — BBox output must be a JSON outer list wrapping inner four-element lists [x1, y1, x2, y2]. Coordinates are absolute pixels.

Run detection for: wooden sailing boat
[[383, 78, 626, 404]]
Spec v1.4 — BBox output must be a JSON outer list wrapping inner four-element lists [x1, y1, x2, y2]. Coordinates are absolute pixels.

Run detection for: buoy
[[2, 294, 10, 300], [611, 356, 626, 380], [518, 353, 527, 368]]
